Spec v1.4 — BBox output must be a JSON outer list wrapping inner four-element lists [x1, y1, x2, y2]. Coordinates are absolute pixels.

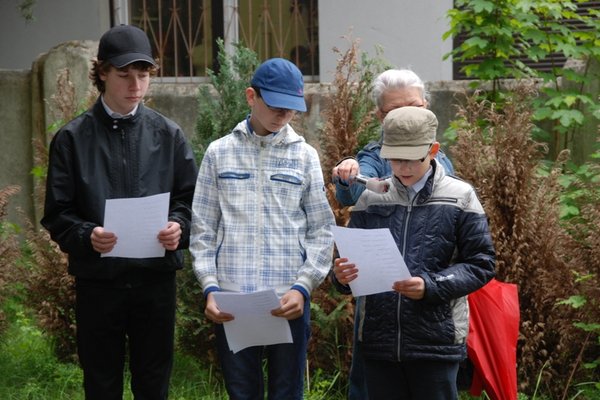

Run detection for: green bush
[[192, 38, 259, 163]]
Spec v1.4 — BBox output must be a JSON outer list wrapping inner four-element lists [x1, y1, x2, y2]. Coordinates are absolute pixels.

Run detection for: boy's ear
[[430, 142, 440, 158], [246, 87, 257, 106]]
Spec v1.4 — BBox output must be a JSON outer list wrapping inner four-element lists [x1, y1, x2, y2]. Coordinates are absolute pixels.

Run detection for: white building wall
[[318, 0, 454, 83], [1, 0, 453, 82], [0, 0, 110, 70]]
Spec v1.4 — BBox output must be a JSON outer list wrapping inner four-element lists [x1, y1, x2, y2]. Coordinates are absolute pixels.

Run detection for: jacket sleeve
[[335, 142, 389, 206], [168, 131, 199, 249], [435, 149, 455, 175], [294, 148, 336, 295], [420, 188, 496, 304], [189, 145, 221, 294], [41, 130, 97, 256]]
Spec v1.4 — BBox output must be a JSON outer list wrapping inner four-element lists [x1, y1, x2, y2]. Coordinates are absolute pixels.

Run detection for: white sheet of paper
[[102, 192, 170, 258], [212, 289, 293, 353], [331, 226, 411, 297]]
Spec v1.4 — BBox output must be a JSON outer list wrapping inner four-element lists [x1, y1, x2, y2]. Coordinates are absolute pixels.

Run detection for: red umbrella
[[467, 278, 520, 400]]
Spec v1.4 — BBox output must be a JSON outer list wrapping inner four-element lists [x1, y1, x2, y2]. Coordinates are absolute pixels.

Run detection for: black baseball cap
[[98, 25, 157, 68]]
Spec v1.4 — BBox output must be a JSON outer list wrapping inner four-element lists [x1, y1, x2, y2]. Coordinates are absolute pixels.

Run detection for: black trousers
[[75, 273, 176, 400], [364, 358, 460, 400]]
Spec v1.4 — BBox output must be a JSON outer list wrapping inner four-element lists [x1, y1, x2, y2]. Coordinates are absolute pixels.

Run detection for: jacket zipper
[[120, 129, 128, 196], [397, 195, 416, 361], [257, 140, 266, 289]]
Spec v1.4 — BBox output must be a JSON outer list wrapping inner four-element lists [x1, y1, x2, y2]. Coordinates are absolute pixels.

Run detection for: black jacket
[[333, 161, 495, 362], [41, 99, 198, 281]]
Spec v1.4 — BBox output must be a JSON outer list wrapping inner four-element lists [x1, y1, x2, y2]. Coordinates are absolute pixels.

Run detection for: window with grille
[[127, 0, 319, 80]]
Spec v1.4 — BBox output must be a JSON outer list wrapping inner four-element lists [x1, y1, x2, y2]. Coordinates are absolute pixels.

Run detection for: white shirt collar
[[101, 95, 138, 119], [409, 166, 433, 194]]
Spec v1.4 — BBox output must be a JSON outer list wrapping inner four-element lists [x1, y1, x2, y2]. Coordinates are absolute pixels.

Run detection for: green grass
[[0, 315, 230, 399], [0, 306, 82, 399], [0, 301, 345, 399], [5, 299, 582, 400], [0, 310, 521, 400]]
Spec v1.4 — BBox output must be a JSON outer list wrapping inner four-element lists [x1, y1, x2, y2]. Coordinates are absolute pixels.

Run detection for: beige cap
[[380, 106, 438, 160]]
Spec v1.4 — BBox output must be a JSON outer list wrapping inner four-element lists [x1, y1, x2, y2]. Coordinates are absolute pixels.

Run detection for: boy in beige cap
[[332, 107, 496, 399]]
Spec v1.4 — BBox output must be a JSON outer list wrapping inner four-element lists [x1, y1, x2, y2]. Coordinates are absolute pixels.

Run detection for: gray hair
[[371, 69, 430, 109]]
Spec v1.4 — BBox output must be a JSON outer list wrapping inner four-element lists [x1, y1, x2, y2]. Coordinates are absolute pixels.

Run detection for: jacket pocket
[[218, 172, 251, 180], [270, 173, 302, 185], [268, 173, 304, 209]]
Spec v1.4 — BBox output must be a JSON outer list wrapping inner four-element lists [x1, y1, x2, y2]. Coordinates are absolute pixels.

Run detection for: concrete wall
[[0, 69, 33, 228], [0, 0, 109, 70], [1, 1, 453, 83]]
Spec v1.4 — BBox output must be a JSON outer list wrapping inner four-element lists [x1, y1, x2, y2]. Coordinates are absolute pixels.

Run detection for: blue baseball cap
[[251, 58, 307, 112]]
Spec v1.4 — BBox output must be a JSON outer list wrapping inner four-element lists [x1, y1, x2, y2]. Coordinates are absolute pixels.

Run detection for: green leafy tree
[[445, 2, 600, 396], [444, 0, 600, 162]]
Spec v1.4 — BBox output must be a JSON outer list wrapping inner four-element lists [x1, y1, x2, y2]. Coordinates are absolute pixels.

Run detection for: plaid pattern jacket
[[190, 119, 335, 297]]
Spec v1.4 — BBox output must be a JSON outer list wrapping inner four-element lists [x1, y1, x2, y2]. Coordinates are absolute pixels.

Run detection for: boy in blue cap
[[190, 58, 335, 399]]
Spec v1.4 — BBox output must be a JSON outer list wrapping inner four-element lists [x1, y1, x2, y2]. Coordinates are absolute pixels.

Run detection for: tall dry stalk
[[320, 37, 382, 226]]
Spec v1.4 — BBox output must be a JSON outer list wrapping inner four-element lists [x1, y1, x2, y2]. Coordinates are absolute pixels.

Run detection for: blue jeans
[[215, 300, 311, 400]]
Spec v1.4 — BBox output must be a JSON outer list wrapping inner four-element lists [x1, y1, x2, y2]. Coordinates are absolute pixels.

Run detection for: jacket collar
[[233, 117, 305, 147], [390, 159, 445, 204], [93, 97, 143, 128]]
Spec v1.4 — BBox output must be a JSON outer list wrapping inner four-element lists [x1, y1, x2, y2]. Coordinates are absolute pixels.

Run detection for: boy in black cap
[[332, 107, 495, 400], [190, 58, 335, 399], [42, 25, 198, 399]]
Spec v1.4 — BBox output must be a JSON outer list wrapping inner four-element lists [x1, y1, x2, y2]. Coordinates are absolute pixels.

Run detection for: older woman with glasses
[[332, 68, 454, 208]]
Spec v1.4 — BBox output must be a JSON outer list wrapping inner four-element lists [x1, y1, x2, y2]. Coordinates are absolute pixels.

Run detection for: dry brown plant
[[450, 84, 597, 396], [305, 37, 384, 383], [320, 37, 380, 227], [0, 185, 23, 333], [23, 225, 76, 360]]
